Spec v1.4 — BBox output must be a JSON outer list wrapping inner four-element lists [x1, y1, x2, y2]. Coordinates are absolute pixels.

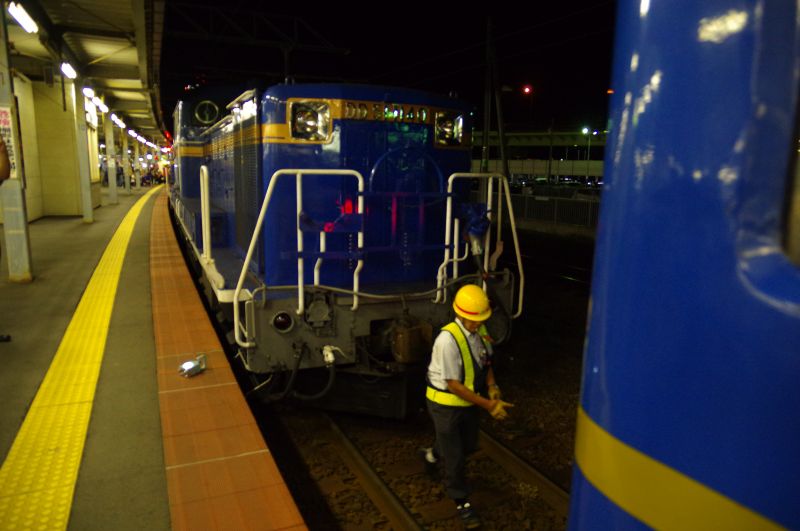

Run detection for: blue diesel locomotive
[[169, 83, 524, 418], [569, 0, 800, 529]]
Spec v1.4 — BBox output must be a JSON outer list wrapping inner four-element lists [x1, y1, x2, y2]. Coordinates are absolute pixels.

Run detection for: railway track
[[199, 230, 588, 528], [276, 406, 569, 530]]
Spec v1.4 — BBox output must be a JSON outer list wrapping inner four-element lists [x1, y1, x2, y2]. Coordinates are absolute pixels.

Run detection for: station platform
[[0, 187, 306, 530]]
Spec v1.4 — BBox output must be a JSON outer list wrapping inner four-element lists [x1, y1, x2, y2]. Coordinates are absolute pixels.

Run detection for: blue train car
[[569, 0, 800, 528], [170, 83, 524, 418]]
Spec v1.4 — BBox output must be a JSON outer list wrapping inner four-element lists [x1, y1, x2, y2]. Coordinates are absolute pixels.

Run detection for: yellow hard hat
[[453, 284, 492, 322]]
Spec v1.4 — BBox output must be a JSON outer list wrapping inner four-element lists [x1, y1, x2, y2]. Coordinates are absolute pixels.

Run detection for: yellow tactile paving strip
[[0, 186, 162, 530], [149, 192, 306, 530]]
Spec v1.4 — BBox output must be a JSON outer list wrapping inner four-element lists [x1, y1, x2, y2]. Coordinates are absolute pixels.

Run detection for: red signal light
[[522, 84, 533, 95]]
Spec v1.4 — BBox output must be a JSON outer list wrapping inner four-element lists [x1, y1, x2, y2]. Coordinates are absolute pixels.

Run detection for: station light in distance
[[110, 114, 126, 129], [91, 96, 108, 114], [8, 2, 38, 33], [60, 62, 77, 79], [522, 84, 533, 95]]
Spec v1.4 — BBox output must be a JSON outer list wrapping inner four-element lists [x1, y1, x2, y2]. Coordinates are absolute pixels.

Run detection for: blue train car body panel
[[257, 84, 472, 290], [569, 1, 800, 528]]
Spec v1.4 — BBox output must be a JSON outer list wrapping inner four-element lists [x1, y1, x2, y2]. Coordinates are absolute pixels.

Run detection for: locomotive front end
[[171, 83, 524, 418]]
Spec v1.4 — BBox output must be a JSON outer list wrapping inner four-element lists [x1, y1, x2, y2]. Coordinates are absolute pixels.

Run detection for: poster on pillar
[[0, 106, 17, 181]]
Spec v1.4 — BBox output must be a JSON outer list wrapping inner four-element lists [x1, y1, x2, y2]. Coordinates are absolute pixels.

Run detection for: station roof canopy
[[5, 0, 165, 143]]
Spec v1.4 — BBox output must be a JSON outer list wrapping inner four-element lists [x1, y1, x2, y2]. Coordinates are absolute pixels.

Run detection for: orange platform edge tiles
[[149, 192, 306, 531]]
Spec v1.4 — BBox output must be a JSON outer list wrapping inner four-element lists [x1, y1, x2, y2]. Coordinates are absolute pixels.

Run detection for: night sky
[[160, 1, 617, 136]]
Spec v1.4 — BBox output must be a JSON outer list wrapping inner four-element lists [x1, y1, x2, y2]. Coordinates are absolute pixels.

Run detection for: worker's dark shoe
[[456, 501, 482, 529], [418, 447, 439, 478]]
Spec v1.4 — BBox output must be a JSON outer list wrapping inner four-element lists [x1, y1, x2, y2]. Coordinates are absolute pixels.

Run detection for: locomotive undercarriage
[[237, 270, 514, 418]]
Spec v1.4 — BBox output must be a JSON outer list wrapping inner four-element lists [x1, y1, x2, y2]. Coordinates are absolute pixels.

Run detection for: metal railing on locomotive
[[196, 165, 225, 291], [231, 169, 526, 351], [232, 169, 365, 349], [435, 173, 525, 319]]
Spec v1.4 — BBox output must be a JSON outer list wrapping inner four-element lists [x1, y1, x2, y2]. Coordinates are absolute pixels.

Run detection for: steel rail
[[478, 429, 570, 517], [323, 414, 424, 531]]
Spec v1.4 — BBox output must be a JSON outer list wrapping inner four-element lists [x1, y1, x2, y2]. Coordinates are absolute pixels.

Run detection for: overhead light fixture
[[8, 2, 38, 34], [60, 62, 77, 79], [82, 87, 94, 98], [128, 129, 137, 137]]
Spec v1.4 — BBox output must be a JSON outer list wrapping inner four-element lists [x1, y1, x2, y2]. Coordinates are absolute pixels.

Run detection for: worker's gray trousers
[[427, 400, 480, 500]]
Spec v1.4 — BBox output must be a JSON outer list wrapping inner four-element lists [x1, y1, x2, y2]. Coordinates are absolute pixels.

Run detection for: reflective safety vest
[[426, 322, 490, 407]]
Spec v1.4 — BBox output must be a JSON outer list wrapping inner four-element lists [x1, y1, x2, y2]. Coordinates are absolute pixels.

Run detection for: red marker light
[[341, 198, 354, 215], [522, 84, 533, 95]]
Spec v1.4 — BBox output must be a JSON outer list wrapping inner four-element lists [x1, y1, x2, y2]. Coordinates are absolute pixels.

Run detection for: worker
[[422, 284, 513, 529]]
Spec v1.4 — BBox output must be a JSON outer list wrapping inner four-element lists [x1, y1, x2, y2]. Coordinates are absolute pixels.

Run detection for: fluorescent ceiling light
[[60, 62, 77, 79], [8, 2, 38, 34]]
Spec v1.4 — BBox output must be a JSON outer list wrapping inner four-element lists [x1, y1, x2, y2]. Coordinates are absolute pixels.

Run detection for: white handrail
[[233, 169, 365, 349], [435, 172, 525, 318], [352, 183, 365, 311], [314, 231, 326, 286], [483, 177, 494, 292], [200, 165, 212, 263], [453, 218, 461, 281], [296, 174, 304, 315], [435, 240, 470, 294]]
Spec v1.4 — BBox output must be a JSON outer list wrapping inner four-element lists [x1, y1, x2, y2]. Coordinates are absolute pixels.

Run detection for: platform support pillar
[[0, 8, 32, 281], [134, 141, 141, 189], [122, 131, 131, 193], [71, 78, 93, 223], [104, 113, 118, 205]]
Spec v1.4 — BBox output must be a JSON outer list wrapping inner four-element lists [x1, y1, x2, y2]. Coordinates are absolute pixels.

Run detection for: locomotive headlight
[[291, 101, 331, 141], [435, 111, 464, 146]]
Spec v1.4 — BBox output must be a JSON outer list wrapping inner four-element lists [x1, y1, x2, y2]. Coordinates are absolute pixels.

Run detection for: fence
[[472, 186, 601, 234]]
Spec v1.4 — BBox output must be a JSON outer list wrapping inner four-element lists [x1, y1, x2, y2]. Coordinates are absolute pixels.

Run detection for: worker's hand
[[489, 400, 514, 420], [488, 385, 502, 401]]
